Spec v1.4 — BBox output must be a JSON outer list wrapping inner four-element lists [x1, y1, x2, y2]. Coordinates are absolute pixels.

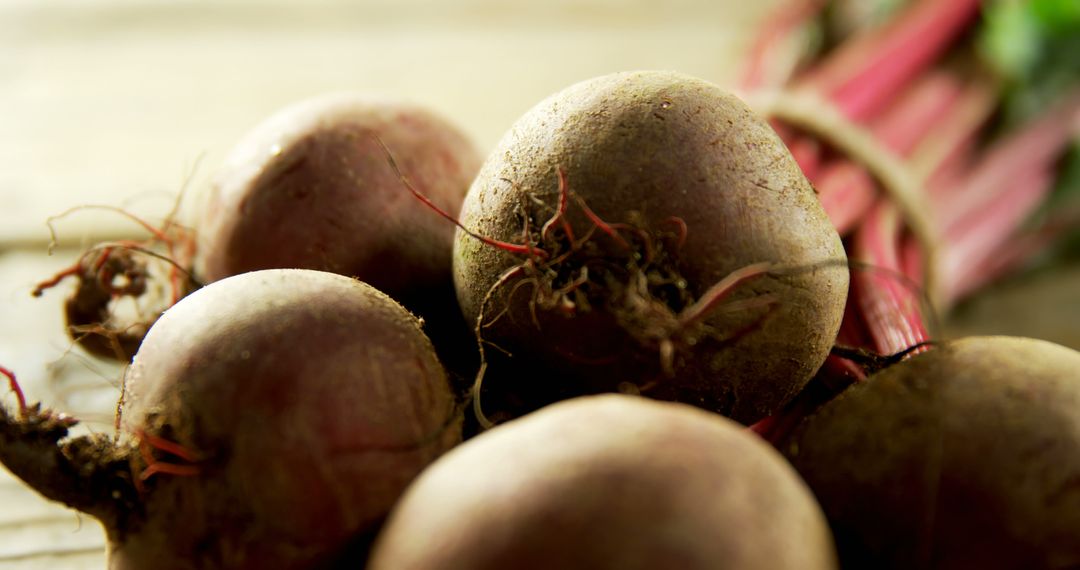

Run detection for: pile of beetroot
[[3, 1, 1080, 568]]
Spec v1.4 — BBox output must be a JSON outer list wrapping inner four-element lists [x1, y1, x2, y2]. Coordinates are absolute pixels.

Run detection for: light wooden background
[[1, 1, 1077, 568], [0, 0, 784, 244]]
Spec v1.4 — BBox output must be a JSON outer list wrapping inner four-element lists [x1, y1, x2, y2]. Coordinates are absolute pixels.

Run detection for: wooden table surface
[[1, 1, 1077, 568]]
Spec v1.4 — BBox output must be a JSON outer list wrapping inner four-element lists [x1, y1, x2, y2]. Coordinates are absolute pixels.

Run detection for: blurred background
[[0, 0, 1076, 567], [2, 1, 778, 566], [0, 0, 780, 243]]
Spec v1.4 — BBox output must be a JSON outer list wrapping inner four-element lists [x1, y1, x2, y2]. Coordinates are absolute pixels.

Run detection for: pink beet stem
[[870, 71, 965, 155], [787, 135, 824, 181], [798, 0, 981, 121], [852, 201, 930, 355], [936, 92, 1080, 232], [901, 234, 924, 286], [918, 82, 998, 198], [816, 163, 879, 233], [931, 92, 1080, 301], [813, 72, 965, 233], [944, 167, 1054, 302], [953, 205, 1080, 299], [740, 0, 828, 91], [837, 296, 874, 348]]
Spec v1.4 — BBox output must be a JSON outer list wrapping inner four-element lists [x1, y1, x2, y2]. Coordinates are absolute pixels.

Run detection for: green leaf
[[979, 0, 1039, 80], [979, 0, 1080, 128], [1029, 0, 1080, 33]]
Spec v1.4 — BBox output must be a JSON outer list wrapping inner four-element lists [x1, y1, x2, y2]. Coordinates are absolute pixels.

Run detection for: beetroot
[[2, 269, 462, 569], [369, 394, 838, 570], [453, 71, 848, 424], [196, 93, 480, 306], [197, 94, 485, 379], [36, 94, 481, 366], [786, 336, 1080, 568]]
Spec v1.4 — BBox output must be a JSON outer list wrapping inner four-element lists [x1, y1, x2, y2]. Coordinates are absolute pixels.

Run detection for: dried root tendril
[[376, 135, 546, 258], [830, 340, 938, 375], [1, 365, 29, 420], [33, 206, 201, 361]]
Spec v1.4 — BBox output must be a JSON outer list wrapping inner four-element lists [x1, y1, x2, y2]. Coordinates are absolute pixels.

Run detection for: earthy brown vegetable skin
[[368, 394, 838, 570], [195, 93, 481, 312], [110, 269, 462, 569], [453, 71, 848, 423], [785, 336, 1080, 569]]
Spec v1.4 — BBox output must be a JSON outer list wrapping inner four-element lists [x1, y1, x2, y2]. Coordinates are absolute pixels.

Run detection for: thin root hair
[[830, 340, 940, 375]]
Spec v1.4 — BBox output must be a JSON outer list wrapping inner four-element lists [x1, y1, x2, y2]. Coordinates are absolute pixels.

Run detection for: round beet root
[[453, 71, 848, 423], [785, 336, 1080, 569], [368, 394, 838, 570], [195, 93, 481, 312], [194, 93, 483, 380], [111, 269, 459, 569]]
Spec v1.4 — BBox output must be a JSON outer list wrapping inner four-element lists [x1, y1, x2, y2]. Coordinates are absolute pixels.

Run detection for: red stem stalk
[[935, 92, 1080, 300], [786, 135, 824, 181], [918, 82, 998, 197], [816, 163, 878, 233], [740, 0, 828, 91], [852, 201, 930, 355], [797, 0, 981, 120], [956, 206, 1080, 297], [944, 169, 1055, 301], [813, 72, 966, 233], [936, 92, 1080, 232]]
